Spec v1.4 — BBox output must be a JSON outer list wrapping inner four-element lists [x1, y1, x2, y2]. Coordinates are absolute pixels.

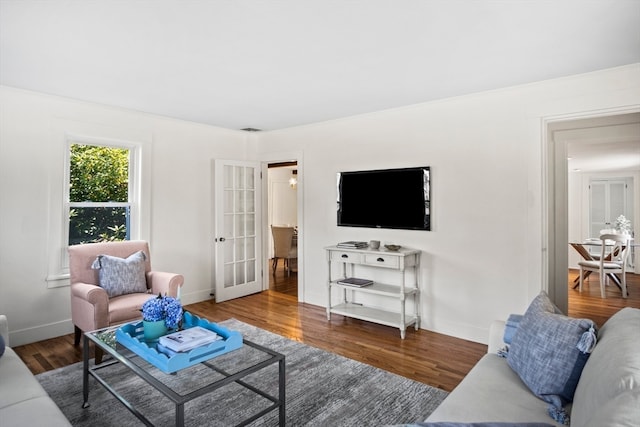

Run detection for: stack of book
[[158, 326, 223, 353], [337, 241, 368, 249], [337, 277, 373, 287]]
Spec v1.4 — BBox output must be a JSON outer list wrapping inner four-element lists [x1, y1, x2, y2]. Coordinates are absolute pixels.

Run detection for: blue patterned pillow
[[91, 250, 148, 298], [507, 291, 596, 424], [0, 334, 5, 358]]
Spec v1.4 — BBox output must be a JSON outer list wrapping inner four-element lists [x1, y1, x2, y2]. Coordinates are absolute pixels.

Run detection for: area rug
[[36, 318, 448, 426]]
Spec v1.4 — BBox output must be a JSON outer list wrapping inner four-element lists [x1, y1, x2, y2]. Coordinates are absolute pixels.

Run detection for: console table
[[325, 245, 421, 339]]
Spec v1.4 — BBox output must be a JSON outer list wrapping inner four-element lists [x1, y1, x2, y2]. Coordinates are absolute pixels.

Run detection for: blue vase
[[143, 320, 167, 343]]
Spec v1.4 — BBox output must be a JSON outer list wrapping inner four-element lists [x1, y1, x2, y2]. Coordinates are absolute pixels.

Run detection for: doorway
[[267, 161, 298, 298], [546, 110, 640, 314]]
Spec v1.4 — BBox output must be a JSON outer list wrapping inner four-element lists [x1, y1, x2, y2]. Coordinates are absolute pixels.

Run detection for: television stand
[[325, 245, 420, 339]]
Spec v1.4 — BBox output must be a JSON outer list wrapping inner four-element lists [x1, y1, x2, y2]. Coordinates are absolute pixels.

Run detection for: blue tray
[[115, 312, 243, 374]]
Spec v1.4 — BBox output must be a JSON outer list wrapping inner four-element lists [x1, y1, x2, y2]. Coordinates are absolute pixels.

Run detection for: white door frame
[[543, 106, 640, 313], [260, 151, 304, 301]]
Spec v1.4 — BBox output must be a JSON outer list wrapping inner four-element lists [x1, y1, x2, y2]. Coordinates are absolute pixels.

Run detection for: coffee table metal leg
[[176, 402, 185, 427], [279, 357, 286, 426], [82, 335, 90, 408]]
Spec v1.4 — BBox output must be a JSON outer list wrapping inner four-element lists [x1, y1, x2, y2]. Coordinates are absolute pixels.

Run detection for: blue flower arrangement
[[141, 293, 183, 329]]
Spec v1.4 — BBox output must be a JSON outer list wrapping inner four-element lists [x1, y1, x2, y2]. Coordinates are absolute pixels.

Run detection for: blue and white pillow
[[91, 250, 148, 298], [507, 291, 596, 424]]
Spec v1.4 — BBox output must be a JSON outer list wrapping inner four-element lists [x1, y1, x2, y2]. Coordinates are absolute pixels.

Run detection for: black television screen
[[337, 166, 430, 231]]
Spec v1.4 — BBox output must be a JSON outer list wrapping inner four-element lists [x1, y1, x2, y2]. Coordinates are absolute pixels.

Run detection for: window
[[66, 142, 139, 246], [46, 122, 150, 286]]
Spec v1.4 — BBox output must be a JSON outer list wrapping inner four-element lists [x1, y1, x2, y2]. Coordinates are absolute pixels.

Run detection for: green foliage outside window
[[69, 144, 130, 245]]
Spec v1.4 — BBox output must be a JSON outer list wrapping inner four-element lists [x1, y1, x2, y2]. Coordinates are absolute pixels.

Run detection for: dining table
[[569, 238, 636, 291]]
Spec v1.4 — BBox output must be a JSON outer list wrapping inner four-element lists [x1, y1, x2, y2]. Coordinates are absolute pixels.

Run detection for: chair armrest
[[70, 282, 109, 305], [147, 271, 184, 299], [0, 314, 9, 346], [488, 319, 506, 354], [70, 282, 110, 332]]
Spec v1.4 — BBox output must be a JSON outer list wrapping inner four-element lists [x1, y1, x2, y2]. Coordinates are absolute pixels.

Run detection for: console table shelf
[[325, 245, 421, 339], [330, 303, 417, 330]]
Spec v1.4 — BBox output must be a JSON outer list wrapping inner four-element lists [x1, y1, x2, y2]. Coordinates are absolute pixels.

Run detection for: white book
[[158, 326, 222, 352]]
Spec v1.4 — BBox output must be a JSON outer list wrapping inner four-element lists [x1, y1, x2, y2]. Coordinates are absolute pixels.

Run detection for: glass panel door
[[214, 160, 261, 302]]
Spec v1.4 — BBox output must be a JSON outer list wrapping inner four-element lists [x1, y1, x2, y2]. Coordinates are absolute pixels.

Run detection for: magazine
[[337, 277, 373, 287], [158, 326, 222, 352]]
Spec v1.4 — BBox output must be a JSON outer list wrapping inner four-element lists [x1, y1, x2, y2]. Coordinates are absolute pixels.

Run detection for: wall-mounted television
[[337, 166, 431, 231]]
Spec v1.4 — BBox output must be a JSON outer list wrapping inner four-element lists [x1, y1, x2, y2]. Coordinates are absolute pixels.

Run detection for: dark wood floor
[[567, 268, 640, 327], [13, 265, 639, 393]]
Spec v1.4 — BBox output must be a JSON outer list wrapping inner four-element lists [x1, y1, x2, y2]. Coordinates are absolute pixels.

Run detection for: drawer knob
[[341, 254, 349, 258], [377, 257, 385, 262]]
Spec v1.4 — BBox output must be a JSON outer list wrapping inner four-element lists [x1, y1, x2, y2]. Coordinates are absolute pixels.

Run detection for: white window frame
[[65, 140, 139, 247], [46, 131, 149, 288]]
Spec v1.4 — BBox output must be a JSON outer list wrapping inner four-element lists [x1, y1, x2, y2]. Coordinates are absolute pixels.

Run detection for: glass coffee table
[[83, 323, 285, 426]]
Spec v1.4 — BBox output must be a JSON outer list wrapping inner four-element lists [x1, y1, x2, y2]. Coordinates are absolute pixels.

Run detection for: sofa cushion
[[1, 396, 72, 427], [426, 354, 565, 426], [404, 423, 555, 427], [570, 307, 640, 427], [0, 347, 48, 409], [91, 250, 148, 298], [507, 291, 595, 419]]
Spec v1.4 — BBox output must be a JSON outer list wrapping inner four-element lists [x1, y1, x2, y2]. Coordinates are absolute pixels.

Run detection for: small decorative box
[[115, 311, 243, 373]]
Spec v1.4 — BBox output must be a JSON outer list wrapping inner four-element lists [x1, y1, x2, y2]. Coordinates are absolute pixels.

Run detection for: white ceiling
[[554, 113, 640, 173], [1, 0, 639, 132]]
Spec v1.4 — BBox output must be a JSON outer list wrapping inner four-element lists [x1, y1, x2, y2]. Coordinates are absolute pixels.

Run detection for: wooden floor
[[567, 268, 640, 327], [268, 258, 298, 297], [13, 267, 640, 393]]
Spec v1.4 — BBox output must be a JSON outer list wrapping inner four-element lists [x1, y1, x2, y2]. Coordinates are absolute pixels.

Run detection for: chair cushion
[[577, 260, 599, 268], [91, 250, 148, 298], [507, 291, 595, 418]]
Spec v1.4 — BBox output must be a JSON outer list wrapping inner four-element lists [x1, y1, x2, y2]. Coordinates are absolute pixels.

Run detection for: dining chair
[[271, 225, 297, 276], [578, 233, 631, 298]]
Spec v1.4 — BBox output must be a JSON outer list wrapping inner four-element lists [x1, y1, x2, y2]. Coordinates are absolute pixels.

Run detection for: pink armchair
[[68, 240, 184, 363]]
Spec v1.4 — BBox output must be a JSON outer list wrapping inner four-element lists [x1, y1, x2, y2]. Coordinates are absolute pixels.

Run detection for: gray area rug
[[36, 318, 448, 426]]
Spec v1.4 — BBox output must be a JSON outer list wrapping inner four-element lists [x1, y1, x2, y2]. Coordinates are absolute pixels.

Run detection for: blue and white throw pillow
[[507, 291, 596, 425], [91, 250, 148, 298]]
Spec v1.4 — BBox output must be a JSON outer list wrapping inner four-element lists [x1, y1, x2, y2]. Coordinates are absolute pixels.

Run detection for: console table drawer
[[363, 253, 400, 269], [331, 251, 362, 263]]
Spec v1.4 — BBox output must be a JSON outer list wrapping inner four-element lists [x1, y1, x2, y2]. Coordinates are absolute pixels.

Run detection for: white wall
[[257, 64, 640, 343], [0, 86, 248, 345], [1, 64, 639, 346]]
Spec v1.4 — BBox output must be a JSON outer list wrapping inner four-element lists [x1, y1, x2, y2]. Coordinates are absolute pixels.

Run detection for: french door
[[213, 160, 263, 302]]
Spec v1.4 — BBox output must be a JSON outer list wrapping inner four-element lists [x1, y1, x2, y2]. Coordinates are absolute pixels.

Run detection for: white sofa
[[425, 307, 640, 426], [0, 315, 72, 427]]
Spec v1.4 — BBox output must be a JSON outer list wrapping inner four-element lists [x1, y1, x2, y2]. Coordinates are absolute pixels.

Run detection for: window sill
[[46, 273, 70, 288]]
